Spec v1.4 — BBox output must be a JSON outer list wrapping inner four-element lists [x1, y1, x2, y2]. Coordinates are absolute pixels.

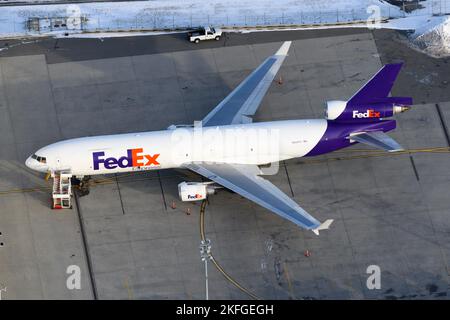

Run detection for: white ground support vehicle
[[188, 26, 222, 43]]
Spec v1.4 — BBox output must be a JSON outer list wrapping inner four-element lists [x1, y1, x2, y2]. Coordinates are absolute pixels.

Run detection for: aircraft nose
[[25, 156, 34, 169], [25, 155, 47, 172]]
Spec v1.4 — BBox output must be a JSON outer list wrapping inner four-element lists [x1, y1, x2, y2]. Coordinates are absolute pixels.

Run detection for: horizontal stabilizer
[[312, 219, 334, 236], [350, 131, 403, 152]]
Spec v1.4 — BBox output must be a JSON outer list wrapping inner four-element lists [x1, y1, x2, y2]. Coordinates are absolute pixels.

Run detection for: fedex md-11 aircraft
[[26, 41, 412, 235]]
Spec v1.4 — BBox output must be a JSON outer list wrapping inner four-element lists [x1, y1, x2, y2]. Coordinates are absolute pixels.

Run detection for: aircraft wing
[[201, 41, 292, 127], [350, 131, 404, 152], [183, 162, 333, 235]]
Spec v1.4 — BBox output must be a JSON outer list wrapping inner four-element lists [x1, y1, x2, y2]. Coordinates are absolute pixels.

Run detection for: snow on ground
[[383, 0, 450, 57], [0, 0, 402, 37], [400, 0, 450, 16], [1, 0, 450, 57], [410, 16, 450, 57]]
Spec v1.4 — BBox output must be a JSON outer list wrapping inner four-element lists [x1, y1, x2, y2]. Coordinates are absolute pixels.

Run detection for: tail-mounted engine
[[324, 63, 413, 122], [325, 98, 411, 122], [178, 181, 218, 202]]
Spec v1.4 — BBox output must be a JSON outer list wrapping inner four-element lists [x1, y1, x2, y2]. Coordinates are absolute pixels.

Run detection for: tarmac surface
[[0, 28, 369, 63], [1, 28, 450, 299]]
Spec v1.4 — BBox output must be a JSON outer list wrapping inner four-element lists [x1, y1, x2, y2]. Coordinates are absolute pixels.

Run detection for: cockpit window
[[32, 154, 46, 164]]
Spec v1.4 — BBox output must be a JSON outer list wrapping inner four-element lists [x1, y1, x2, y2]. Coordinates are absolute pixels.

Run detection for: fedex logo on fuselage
[[352, 109, 381, 118], [93, 148, 160, 170]]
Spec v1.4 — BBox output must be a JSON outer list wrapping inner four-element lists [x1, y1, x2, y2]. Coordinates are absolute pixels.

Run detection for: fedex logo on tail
[[353, 109, 381, 119], [93, 148, 160, 170]]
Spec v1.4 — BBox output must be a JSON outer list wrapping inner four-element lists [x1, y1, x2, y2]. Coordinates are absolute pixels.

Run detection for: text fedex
[[352, 109, 381, 119], [93, 148, 160, 170]]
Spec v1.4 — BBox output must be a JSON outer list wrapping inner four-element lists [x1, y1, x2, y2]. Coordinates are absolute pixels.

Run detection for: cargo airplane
[[26, 42, 412, 235]]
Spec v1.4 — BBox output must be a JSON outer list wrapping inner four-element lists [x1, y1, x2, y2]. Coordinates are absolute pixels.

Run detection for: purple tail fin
[[348, 63, 404, 105], [326, 63, 412, 122]]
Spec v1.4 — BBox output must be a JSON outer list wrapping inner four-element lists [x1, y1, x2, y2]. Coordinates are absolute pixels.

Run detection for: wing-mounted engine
[[178, 181, 219, 201]]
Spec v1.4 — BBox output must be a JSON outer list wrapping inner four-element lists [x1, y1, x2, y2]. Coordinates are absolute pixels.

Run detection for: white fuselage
[[25, 119, 327, 176]]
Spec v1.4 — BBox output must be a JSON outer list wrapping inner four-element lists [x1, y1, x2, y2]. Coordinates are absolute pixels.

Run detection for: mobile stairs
[[51, 171, 72, 209]]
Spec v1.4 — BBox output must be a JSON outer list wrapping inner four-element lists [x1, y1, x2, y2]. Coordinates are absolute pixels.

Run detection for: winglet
[[312, 219, 334, 236], [275, 41, 292, 56]]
